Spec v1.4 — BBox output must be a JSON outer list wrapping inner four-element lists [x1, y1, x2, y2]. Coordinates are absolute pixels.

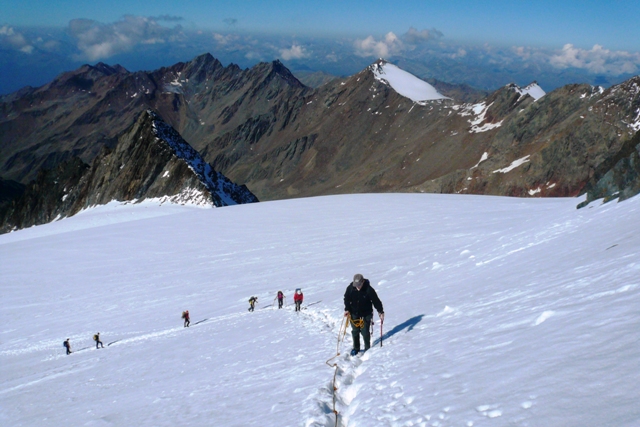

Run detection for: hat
[[353, 274, 364, 286]]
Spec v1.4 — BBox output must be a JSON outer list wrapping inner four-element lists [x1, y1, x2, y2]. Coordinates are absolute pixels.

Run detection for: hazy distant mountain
[[292, 70, 339, 88], [2, 53, 640, 213]]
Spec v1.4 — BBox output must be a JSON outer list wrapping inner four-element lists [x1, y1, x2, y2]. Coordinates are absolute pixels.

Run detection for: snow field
[[1, 193, 639, 426]]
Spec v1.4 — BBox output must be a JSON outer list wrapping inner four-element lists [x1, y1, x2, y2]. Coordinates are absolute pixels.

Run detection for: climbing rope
[[325, 314, 350, 427]]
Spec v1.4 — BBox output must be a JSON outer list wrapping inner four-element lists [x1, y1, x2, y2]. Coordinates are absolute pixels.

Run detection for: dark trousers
[[184, 319, 190, 327], [65, 346, 71, 355], [96, 340, 104, 348], [350, 315, 372, 352], [295, 301, 301, 311], [278, 299, 283, 308]]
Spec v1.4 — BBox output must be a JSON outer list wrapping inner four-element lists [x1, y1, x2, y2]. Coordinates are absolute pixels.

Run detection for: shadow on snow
[[372, 314, 424, 347]]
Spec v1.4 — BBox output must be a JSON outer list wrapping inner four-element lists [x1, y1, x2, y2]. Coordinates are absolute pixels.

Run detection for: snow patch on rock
[[493, 155, 531, 174]]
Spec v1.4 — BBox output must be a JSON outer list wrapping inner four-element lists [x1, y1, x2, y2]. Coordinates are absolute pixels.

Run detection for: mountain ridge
[[0, 110, 257, 233], [1, 53, 640, 207]]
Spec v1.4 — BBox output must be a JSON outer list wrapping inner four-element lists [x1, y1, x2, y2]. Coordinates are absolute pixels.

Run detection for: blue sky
[[4, 0, 639, 49], [1, 1, 640, 94]]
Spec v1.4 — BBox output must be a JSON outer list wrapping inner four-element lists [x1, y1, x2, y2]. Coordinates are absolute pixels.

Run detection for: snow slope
[[1, 194, 639, 427], [372, 62, 447, 102]]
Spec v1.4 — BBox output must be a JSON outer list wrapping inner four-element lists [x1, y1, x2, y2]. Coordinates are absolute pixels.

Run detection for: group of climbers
[[62, 332, 104, 355], [248, 273, 385, 356], [248, 288, 305, 312], [63, 273, 384, 358]]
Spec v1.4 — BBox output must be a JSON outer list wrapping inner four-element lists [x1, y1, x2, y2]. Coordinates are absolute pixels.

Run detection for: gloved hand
[[344, 311, 350, 317], [379, 312, 384, 322]]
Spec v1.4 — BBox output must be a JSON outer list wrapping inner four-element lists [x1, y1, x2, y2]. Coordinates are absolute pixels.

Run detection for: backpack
[[63, 341, 66, 347], [181, 311, 186, 319], [93, 334, 98, 341]]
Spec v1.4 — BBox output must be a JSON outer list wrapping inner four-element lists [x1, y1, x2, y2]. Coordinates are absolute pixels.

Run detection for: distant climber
[[248, 296, 258, 312], [276, 291, 285, 309], [93, 332, 104, 349], [182, 310, 190, 327], [294, 288, 303, 312], [63, 338, 72, 355], [344, 274, 384, 356]]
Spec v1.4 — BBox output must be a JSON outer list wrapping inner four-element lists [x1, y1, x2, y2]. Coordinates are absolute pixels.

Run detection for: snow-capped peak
[[370, 60, 448, 102], [511, 82, 546, 101]]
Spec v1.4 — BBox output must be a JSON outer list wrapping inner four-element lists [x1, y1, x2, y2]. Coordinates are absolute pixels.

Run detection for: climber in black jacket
[[344, 273, 384, 356]]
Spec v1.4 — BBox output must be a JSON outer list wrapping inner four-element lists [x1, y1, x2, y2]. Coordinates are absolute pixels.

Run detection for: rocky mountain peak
[[261, 60, 305, 88], [92, 62, 129, 76], [40, 62, 129, 94], [269, 59, 305, 87], [180, 53, 223, 83]]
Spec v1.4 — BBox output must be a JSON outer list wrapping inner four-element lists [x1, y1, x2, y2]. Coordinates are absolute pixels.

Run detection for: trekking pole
[[380, 318, 383, 347]]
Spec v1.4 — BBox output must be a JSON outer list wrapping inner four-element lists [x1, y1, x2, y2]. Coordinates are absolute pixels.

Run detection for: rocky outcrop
[[0, 158, 89, 233], [0, 111, 257, 233], [578, 131, 640, 207], [0, 177, 25, 208]]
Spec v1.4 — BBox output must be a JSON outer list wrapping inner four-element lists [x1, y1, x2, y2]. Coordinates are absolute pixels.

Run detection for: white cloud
[[0, 25, 34, 54], [245, 51, 263, 60], [549, 44, 640, 75], [354, 32, 404, 58], [213, 32, 239, 45], [513, 46, 533, 60], [446, 48, 467, 59], [67, 16, 184, 61], [280, 43, 308, 60]]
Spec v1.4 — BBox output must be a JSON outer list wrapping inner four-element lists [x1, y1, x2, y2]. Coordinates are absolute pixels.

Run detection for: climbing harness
[[350, 316, 365, 329], [325, 314, 350, 427]]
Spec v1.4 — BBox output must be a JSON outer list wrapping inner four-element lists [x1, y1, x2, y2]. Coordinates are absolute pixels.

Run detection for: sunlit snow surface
[[1, 194, 639, 427], [372, 63, 447, 102], [515, 83, 546, 101]]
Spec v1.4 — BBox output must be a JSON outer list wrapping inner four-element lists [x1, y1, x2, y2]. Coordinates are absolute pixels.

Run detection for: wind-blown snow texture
[[1, 194, 639, 427], [371, 62, 447, 102]]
